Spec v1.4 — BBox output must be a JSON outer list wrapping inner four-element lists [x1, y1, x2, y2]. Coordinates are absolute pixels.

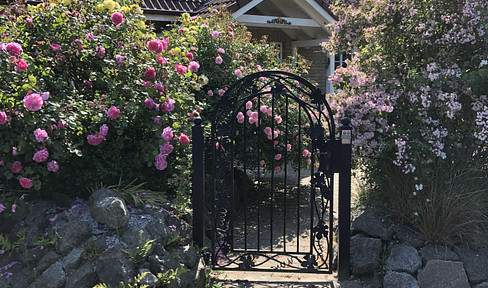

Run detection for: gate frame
[[192, 71, 352, 278]]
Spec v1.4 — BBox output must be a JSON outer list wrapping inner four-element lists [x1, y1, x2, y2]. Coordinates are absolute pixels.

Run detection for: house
[[142, 0, 341, 94]]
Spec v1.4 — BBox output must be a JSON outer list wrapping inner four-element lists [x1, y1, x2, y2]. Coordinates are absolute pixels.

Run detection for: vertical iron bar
[[296, 103, 301, 253], [270, 89, 275, 252], [338, 117, 352, 279], [309, 125, 314, 255], [243, 110, 248, 252], [257, 93, 262, 251], [192, 118, 205, 250], [283, 96, 289, 253]]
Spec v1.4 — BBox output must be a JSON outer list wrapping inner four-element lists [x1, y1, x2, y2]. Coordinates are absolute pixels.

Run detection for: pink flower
[[275, 115, 282, 124], [303, 149, 311, 157], [159, 142, 174, 155], [287, 144, 291, 151], [0, 203, 5, 213], [47, 160, 59, 172], [14, 59, 28, 72], [275, 154, 282, 160], [87, 134, 105, 146], [106, 106, 120, 120], [34, 128, 48, 142], [275, 166, 281, 173], [40, 92, 50, 101], [161, 126, 173, 142], [185, 52, 194, 60], [246, 101, 252, 110], [12, 147, 18, 156], [145, 67, 156, 79], [145, 98, 156, 109], [235, 52, 240, 59], [95, 46, 105, 58], [218, 89, 226, 96], [110, 12, 124, 26], [116, 54, 126, 66], [207, 90, 214, 96], [155, 154, 167, 170], [264, 127, 272, 135], [155, 82, 164, 92], [175, 63, 187, 74], [260, 160, 265, 166], [19, 177, 32, 189], [0, 111, 7, 124], [23, 94, 43, 111], [5, 42, 22, 56], [215, 56, 223, 64], [217, 48, 225, 54], [157, 56, 166, 65], [179, 134, 190, 145], [260, 105, 267, 114], [210, 31, 219, 39], [99, 124, 109, 136], [234, 69, 242, 78], [148, 40, 163, 53], [10, 161, 22, 173], [50, 44, 61, 51], [236, 112, 244, 123], [11, 204, 16, 213], [33, 148, 49, 163], [188, 61, 200, 73]]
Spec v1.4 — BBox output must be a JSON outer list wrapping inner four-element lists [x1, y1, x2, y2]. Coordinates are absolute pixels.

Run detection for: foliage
[[325, 0, 488, 244], [121, 231, 155, 264]]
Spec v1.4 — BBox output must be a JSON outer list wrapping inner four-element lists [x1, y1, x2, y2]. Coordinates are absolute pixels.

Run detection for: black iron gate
[[192, 71, 352, 275]]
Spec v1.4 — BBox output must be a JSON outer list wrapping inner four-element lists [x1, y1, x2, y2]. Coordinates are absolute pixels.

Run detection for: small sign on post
[[341, 129, 352, 145]]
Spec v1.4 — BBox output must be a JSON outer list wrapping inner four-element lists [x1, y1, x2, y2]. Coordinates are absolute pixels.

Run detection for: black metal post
[[192, 118, 205, 249], [338, 117, 352, 279]]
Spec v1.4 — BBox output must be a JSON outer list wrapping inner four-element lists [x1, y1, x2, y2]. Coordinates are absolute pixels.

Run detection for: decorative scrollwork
[[312, 220, 329, 241], [301, 254, 318, 270]]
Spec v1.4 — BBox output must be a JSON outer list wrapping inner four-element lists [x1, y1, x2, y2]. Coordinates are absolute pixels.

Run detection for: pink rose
[[264, 127, 272, 135], [260, 160, 265, 166], [148, 40, 163, 53], [275, 115, 282, 124], [145, 98, 156, 109], [5, 42, 22, 56], [23, 94, 43, 111], [179, 134, 190, 145], [210, 31, 219, 39], [47, 160, 59, 172], [50, 44, 61, 51], [287, 144, 291, 152], [19, 177, 32, 189], [218, 89, 225, 96], [275, 166, 281, 173], [188, 61, 200, 73], [275, 154, 282, 160], [10, 161, 22, 173], [99, 124, 108, 137], [87, 134, 105, 146], [159, 142, 174, 155], [106, 106, 120, 120], [234, 69, 242, 78], [144, 67, 156, 79], [95, 45, 105, 58], [34, 128, 48, 142], [157, 56, 166, 65], [154, 82, 164, 92], [0, 111, 7, 124], [303, 149, 311, 157], [175, 63, 187, 74], [235, 52, 240, 59], [217, 48, 225, 54], [185, 52, 194, 60], [260, 105, 267, 114], [33, 148, 49, 163], [161, 126, 173, 142], [236, 112, 244, 124], [40, 92, 50, 101], [160, 38, 168, 50], [207, 90, 214, 96], [110, 12, 124, 26], [246, 101, 252, 110], [14, 59, 28, 72], [155, 153, 167, 170], [215, 56, 223, 65]]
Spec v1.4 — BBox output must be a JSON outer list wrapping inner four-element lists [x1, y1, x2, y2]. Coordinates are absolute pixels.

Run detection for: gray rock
[[383, 271, 419, 288], [352, 209, 393, 240], [386, 244, 422, 274], [148, 253, 181, 272], [10, 267, 35, 288], [454, 245, 488, 284], [420, 245, 459, 265], [350, 234, 383, 276], [90, 189, 129, 230], [168, 245, 198, 268], [65, 262, 97, 288], [339, 280, 364, 288], [138, 268, 160, 287], [173, 257, 206, 288], [122, 226, 152, 251], [38, 261, 66, 288], [36, 250, 62, 274], [474, 282, 488, 288], [55, 220, 91, 255], [19, 247, 48, 267], [417, 260, 470, 288], [146, 218, 172, 245], [97, 244, 135, 287], [62, 247, 84, 272], [396, 224, 424, 248]]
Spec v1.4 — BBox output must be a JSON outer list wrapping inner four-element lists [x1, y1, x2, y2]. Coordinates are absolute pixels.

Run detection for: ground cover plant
[[0, 0, 308, 215], [325, 0, 488, 245]]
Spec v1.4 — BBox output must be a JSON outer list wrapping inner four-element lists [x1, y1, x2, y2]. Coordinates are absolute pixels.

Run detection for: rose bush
[[324, 0, 488, 243]]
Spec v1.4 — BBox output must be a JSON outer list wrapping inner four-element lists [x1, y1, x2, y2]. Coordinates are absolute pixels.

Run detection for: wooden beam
[[292, 38, 329, 48], [236, 14, 321, 27], [294, 0, 335, 30], [144, 14, 177, 22], [233, 0, 264, 18]]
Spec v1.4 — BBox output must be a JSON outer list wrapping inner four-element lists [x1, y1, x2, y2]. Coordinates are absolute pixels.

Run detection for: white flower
[[415, 184, 423, 191]]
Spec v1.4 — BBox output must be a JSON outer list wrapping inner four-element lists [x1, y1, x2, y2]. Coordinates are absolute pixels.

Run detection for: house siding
[[297, 46, 328, 93]]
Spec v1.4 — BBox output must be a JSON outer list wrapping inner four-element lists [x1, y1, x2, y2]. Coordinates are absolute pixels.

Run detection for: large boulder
[[96, 244, 135, 287], [350, 234, 383, 276], [65, 262, 97, 288], [395, 224, 424, 248], [352, 208, 393, 241], [454, 245, 488, 284], [383, 271, 419, 288], [417, 260, 470, 288], [54, 220, 91, 255], [420, 245, 459, 265], [89, 189, 130, 230], [386, 244, 422, 274]]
